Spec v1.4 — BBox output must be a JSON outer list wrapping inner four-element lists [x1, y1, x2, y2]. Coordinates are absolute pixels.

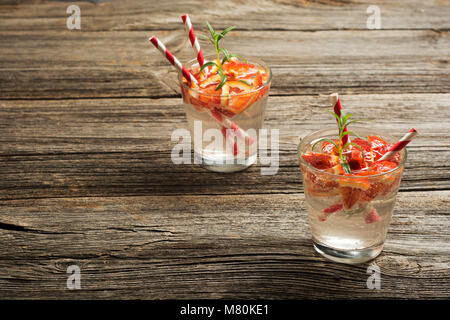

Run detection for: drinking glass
[[179, 56, 272, 173], [298, 127, 406, 264]]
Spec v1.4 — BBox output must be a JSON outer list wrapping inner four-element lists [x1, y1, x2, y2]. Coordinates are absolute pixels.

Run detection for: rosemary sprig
[[198, 22, 240, 91], [312, 111, 367, 174]]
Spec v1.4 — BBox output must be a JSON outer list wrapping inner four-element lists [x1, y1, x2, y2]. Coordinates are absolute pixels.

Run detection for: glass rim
[[178, 55, 272, 97], [297, 127, 407, 179]]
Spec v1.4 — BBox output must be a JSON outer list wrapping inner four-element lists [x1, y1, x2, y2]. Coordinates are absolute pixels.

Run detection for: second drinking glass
[[179, 56, 272, 173]]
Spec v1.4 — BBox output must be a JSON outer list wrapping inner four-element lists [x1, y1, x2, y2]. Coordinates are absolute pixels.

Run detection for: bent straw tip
[[149, 36, 158, 46], [181, 14, 188, 22], [329, 92, 339, 104], [410, 128, 418, 134]]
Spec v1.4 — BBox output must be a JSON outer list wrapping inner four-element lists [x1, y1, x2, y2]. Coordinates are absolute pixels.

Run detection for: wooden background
[[0, 0, 449, 299]]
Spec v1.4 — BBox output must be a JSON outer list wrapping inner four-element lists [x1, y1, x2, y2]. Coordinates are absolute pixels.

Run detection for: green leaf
[[342, 131, 361, 139], [215, 74, 227, 91], [206, 21, 215, 38], [198, 34, 215, 45], [342, 113, 353, 125], [341, 160, 352, 174], [229, 54, 246, 62], [311, 138, 339, 152], [199, 61, 217, 73], [327, 110, 342, 126], [221, 26, 236, 37], [220, 48, 230, 63], [238, 80, 252, 86]]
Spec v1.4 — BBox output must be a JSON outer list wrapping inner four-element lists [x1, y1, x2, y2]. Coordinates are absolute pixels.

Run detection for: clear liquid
[[183, 95, 268, 171], [306, 191, 397, 251]]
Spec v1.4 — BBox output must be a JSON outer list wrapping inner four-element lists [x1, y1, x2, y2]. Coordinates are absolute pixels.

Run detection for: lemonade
[[180, 56, 271, 172], [299, 127, 406, 264]]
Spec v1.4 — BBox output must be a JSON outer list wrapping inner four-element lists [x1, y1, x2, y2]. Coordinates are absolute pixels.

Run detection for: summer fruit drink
[[179, 22, 271, 172], [298, 95, 416, 264]]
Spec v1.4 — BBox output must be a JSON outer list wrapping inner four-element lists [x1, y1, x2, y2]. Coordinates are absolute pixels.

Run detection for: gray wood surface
[[0, 0, 449, 299]]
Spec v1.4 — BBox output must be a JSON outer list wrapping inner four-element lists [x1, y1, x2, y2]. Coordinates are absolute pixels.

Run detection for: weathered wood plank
[[1, 0, 449, 32], [0, 191, 448, 299], [0, 94, 448, 200], [0, 29, 449, 98]]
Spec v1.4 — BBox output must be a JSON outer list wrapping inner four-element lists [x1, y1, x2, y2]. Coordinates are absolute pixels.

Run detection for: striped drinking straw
[[181, 14, 240, 153], [377, 128, 418, 162], [181, 14, 205, 67], [149, 36, 198, 85]]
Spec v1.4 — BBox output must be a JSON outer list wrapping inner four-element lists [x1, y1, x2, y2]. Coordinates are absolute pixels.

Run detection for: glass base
[[313, 241, 383, 264], [194, 152, 257, 173]]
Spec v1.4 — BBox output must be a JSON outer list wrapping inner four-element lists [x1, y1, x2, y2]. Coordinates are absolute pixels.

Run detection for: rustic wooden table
[[0, 0, 449, 299]]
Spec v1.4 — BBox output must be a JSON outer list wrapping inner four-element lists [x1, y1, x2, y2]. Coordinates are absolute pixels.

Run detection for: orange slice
[[338, 176, 370, 191], [227, 80, 258, 114], [302, 152, 340, 170]]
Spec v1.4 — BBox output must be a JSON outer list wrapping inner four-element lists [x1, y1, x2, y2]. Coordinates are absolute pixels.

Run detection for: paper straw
[[181, 14, 205, 67], [378, 128, 418, 161], [211, 109, 255, 145], [181, 15, 238, 153], [149, 36, 198, 85], [330, 93, 349, 145]]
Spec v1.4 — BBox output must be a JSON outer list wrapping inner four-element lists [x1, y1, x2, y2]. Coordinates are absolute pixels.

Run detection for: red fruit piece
[[352, 138, 372, 162], [340, 187, 365, 210], [345, 148, 365, 171], [368, 136, 389, 161], [319, 203, 343, 221], [304, 172, 339, 196], [327, 163, 345, 175], [372, 160, 398, 173], [321, 140, 339, 155], [362, 182, 386, 201], [302, 152, 339, 170], [365, 208, 380, 224]]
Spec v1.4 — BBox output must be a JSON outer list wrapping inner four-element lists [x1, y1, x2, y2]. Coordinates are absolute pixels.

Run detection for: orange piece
[[338, 176, 371, 191], [223, 60, 258, 79], [371, 160, 398, 173], [368, 136, 389, 161], [352, 138, 373, 163], [302, 152, 339, 170], [340, 187, 365, 210], [327, 163, 345, 175], [345, 148, 365, 171], [227, 80, 258, 114], [321, 140, 339, 155]]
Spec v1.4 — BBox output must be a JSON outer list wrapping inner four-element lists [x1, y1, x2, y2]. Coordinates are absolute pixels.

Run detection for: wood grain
[[1, 29, 449, 99], [1, 0, 449, 31], [0, 0, 449, 300], [0, 191, 449, 299], [0, 94, 448, 200]]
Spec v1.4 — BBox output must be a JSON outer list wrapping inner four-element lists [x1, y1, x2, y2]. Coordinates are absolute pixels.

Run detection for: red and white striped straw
[[330, 93, 349, 145], [181, 14, 205, 67], [211, 109, 255, 145], [378, 128, 418, 161], [149, 36, 198, 85], [181, 15, 239, 153]]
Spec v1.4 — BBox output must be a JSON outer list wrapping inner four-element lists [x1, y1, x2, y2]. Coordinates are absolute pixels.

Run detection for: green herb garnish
[[198, 22, 241, 91], [312, 112, 367, 174]]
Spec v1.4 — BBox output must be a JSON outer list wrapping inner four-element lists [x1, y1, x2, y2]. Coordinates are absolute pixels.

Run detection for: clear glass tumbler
[[298, 127, 406, 264], [179, 56, 272, 173]]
